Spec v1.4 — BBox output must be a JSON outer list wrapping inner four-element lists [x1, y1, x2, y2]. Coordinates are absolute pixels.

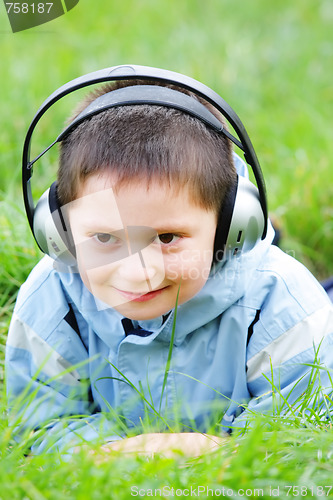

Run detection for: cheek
[[76, 251, 111, 292], [164, 249, 213, 283]]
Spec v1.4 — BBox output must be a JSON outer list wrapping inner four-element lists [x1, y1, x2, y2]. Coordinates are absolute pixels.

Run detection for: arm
[[6, 313, 228, 457], [98, 432, 228, 459], [5, 312, 122, 454], [235, 287, 333, 429]]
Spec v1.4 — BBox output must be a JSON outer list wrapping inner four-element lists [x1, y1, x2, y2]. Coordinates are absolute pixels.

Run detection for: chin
[[113, 303, 169, 321]]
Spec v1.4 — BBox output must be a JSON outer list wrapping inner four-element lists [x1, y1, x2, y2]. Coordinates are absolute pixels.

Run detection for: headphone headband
[[22, 64, 268, 238], [57, 85, 226, 141]]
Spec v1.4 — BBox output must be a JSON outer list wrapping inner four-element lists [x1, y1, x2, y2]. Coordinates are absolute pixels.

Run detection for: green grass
[[3, 423, 333, 500], [1, 427, 333, 499], [1, 0, 333, 497], [1, 363, 333, 498]]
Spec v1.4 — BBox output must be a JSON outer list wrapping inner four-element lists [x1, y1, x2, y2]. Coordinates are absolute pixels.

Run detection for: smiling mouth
[[115, 287, 167, 302]]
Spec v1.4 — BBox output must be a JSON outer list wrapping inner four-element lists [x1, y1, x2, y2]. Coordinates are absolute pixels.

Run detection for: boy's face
[[67, 173, 217, 321]]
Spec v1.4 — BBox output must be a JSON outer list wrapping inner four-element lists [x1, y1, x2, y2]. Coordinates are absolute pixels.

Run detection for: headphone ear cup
[[214, 175, 265, 261], [214, 180, 237, 261], [33, 182, 77, 267]]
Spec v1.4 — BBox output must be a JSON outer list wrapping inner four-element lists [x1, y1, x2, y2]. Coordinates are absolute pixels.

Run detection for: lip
[[115, 287, 167, 302]]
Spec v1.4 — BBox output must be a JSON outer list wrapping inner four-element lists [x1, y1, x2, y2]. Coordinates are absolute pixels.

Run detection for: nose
[[117, 251, 158, 285]]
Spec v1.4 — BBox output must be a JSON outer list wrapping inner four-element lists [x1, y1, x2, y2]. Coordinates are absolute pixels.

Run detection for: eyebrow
[[80, 226, 121, 236], [153, 224, 192, 234], [80, 220, 194, 235]]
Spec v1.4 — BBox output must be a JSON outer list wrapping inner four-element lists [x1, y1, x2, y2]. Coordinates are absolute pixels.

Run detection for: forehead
[[68, 172, 214, 231], [74, 171, 191, 207]]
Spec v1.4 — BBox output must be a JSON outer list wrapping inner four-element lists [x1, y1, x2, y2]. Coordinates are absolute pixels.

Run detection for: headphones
[[22, 64, 268, 266]]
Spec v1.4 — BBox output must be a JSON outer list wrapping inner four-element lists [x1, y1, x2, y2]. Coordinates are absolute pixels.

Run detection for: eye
[[93, 233, 119, 245], [157, 233, 180, 246]]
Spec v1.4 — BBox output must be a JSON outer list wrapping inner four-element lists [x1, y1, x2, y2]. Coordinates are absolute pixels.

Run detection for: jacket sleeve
[[5, 311, 122, 454], [233, 266, 333, 429]]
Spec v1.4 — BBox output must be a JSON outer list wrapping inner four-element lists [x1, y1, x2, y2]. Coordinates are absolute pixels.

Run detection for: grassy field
[[1, 0, 333, 497]]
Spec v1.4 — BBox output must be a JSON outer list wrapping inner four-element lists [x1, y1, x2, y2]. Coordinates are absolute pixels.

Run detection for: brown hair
[[57, 79, 237, 215]]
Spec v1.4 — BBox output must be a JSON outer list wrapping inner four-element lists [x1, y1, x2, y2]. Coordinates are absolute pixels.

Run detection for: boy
[[6, 66, 333, 456]]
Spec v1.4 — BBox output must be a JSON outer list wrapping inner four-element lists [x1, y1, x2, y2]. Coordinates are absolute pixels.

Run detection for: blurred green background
[[0, 0, 332, 295], [1, 2, 332, 489]]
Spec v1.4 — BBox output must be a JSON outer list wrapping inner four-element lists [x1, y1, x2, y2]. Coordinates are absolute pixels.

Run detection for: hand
[[100, 432, 228, 459]]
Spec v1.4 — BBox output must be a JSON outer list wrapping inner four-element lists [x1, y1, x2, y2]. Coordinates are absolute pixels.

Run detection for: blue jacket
[[6, 228, 333, 454], [6, 163, 333, 454]]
